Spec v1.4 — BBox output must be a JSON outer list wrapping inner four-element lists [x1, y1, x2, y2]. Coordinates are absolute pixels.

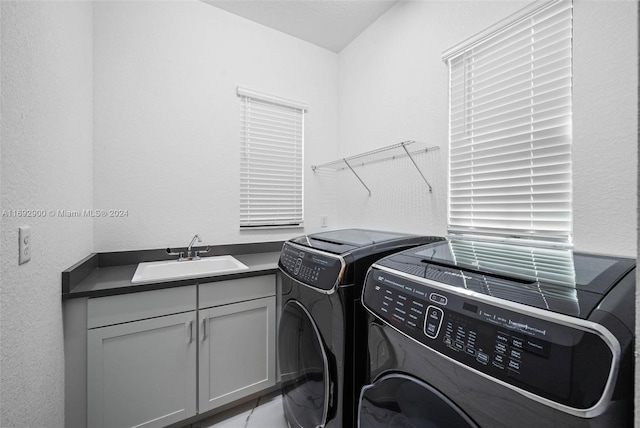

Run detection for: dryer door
[[279, 300, 331, 427], [358, 374, 478, 428]]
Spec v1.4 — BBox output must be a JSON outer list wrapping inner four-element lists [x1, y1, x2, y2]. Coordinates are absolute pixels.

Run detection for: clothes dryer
[[278, 229, 444, 427]]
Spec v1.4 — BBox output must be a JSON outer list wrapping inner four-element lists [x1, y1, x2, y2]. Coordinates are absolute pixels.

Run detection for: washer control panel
[[279, 242, 344, 291], [363, 267, 614, 410]]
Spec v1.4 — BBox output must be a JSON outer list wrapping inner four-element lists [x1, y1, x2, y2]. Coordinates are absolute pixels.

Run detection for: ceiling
[[202, 0, 400, 53]]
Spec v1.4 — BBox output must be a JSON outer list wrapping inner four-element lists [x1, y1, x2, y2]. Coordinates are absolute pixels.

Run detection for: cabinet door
[[88, 311, 197, 428], [199, 296, 276, 413]]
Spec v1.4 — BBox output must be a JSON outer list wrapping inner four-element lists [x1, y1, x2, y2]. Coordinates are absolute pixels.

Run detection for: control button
[[477, 352, 489, 364], [454, 341, 465, 351], [524, 339, 550, 358], [407, 321, 417, 328], [426, 322, 438, 336], [494, 354, 505, 364], [397, 295, 407, 301], [427, 307, 443, 321], [495, 342, 507, 355], [429, 293, 448, 306], [412, 300, 424, 308], [511, 337, 524, 349], [423, 305, 444, 339], [508, 360, 521, 372], [294, 258, 302, 275], [510, 349, 522, 360], [496, 333, 510, 343], [465, 347, 476, 357]]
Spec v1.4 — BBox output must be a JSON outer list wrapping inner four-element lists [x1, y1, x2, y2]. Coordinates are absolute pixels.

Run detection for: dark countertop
[[62, 242, 283, 300]]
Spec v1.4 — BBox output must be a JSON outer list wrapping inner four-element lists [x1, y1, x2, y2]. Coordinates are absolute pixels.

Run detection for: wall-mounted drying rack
[[311, 140, 439, 196]]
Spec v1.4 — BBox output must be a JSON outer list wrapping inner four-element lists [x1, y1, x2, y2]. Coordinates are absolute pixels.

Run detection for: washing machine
[[358, 238, 635, 427], [277, 229, 444, 428]]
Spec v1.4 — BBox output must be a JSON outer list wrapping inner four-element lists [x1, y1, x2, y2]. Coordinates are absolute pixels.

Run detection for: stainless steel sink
[[131, 255, 249, 284]]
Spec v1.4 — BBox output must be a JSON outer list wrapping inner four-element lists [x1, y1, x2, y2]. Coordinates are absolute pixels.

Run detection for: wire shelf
[[311, 140, 440, 195]]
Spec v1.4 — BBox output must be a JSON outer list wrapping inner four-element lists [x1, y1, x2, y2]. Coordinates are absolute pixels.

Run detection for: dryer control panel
[[363, 267, 616, 411], [279, 242, 345, 291]]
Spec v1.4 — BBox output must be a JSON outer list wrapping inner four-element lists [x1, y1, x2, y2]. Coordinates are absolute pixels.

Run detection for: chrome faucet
[[166, 234, 210, 261], [186, 234, 202, 259]]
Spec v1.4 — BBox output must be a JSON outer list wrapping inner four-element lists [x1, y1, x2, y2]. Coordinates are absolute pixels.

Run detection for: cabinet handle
[[186, 320, 193, 344], [202, 318, 207, 341]]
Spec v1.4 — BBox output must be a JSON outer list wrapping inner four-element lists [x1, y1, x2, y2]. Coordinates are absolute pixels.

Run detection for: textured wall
[[92, 0, 339, 252], [0, 1, 94, 427], [572, 0, 637, 256], [336, 0, 637, 257]]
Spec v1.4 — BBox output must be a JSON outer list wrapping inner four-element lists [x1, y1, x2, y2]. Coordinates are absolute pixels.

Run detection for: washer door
[[358, 374, 478, 428], [279, 300, 331, 428]]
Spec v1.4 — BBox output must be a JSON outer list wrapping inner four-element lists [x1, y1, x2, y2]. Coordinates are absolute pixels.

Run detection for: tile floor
[[197, 394, 288, 428]]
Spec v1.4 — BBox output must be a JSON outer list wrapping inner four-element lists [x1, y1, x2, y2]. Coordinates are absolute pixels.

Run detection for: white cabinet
[[88, 312, 197, 428], [198, 275, 277, 413], [84, 275, 277, 428], [87, 286, 197, 428], [199, 296, 276, 412]]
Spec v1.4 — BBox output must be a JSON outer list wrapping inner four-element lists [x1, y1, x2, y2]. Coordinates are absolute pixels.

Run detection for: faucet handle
[[194, 245, 211, 259], [166, 248, 185, 259]]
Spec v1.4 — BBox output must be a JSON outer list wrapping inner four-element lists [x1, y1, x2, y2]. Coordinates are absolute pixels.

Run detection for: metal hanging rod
[[311, 140, 439, 195]]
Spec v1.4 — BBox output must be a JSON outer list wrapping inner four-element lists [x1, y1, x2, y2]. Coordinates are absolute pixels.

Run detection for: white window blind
[[238, 87, 305, 228], [443, 0, 573, 245]]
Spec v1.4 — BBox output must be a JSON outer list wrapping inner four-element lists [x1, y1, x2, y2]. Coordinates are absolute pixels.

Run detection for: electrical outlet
[[19, 226, 31, 265], [321, 216, 328, 228]]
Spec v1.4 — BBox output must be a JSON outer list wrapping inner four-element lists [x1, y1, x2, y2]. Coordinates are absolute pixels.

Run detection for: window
[[442, 0, 573, 245], [238, 87, 306, 228]]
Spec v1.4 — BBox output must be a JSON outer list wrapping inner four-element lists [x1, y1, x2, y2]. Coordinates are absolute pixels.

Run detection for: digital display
[[463, 302, 478, 313]]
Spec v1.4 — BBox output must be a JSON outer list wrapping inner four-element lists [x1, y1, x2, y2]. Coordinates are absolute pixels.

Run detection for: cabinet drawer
[[88, 285, 197, 329], [199, 275, 275, 309]]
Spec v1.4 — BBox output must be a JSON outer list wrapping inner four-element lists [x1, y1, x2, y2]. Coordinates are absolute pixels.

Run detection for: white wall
[[336, 0, 637, 257], [572, 0, 637, 256], [0, 2, 94, 427], [93, 0, 339, 252]]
